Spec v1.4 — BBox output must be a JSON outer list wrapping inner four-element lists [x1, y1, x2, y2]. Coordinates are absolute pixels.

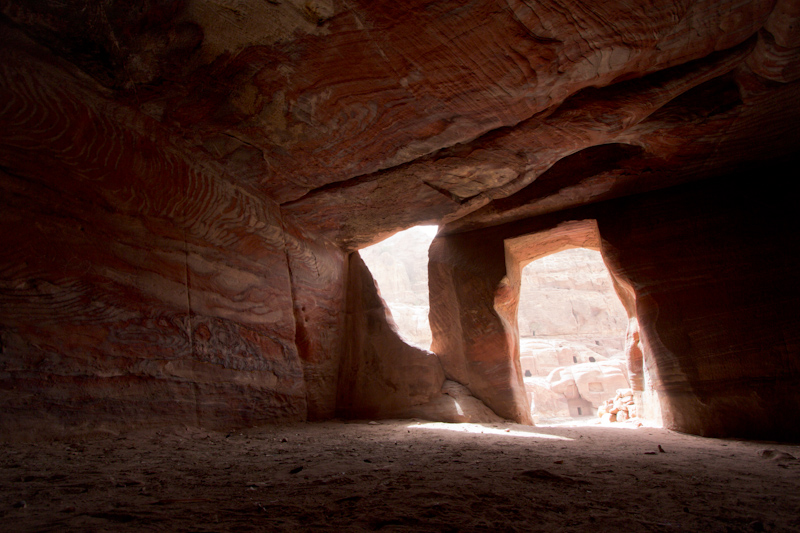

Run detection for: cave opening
[[358, 225, 438, 350], [518, 247, 630, 425]]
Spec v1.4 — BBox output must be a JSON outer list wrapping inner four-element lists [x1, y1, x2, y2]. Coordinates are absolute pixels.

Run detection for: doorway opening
[[518, 248, 630, 424], [359, 225, 438, 350]]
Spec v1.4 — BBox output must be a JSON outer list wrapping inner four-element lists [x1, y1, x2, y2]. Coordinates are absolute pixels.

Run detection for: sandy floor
[[1, 418, 799, 532]]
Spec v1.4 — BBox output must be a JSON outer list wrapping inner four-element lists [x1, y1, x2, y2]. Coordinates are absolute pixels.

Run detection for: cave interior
[[1, 0, 800, 444]]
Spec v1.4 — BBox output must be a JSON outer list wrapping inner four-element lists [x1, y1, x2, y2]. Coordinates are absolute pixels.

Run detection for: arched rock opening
[[430, 165, 800, 439], [429, 219, 651, 425], [513, 239, 635, 422]]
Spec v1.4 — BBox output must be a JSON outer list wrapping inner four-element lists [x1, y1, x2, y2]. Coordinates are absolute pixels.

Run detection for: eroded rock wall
[[596, 162, 800, 439], [336, 253, 445, 419], [432, 159, 800, 439], [429, 234, 533, 424], [0, 27, 344, 435], [283, 224, 348, 421], [1, 0, 799, 439]]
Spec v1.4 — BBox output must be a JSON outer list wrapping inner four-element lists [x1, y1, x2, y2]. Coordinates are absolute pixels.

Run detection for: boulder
[[601, 413, 617, 424], [524, 378, 570, 419], [598, 387, 640, 423], [406, 381, 504, 424], [547, 361, 630, 408]]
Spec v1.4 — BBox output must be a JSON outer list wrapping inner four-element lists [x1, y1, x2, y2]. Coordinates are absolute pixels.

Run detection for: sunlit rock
[[548, 361, 630, 410]]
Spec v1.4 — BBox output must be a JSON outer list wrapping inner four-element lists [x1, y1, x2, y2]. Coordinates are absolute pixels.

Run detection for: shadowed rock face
[[430, 165, 800, 438], [1, 0, 799, 439]]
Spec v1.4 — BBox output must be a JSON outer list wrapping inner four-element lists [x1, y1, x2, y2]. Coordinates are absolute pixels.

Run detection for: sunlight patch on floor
[[406, 422, 574, 440], [536, 417, 658, 431]]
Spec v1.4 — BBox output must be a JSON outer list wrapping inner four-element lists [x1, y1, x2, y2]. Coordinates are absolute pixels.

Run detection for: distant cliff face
[[359, 227, 437, 349], [362, 235, 627, 358], [518, 248, 629, 385], [518, 249, 627, 340]]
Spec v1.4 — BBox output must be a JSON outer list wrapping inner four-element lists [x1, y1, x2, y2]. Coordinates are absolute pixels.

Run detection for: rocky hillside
[[361, 231, 628, 360], [519, 249, 627, 339], [359, 227, 437, 349], [518, 248, 629, 384]]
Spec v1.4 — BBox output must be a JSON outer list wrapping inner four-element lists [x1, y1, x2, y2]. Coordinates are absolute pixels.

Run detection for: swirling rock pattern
[[0, 28, 305, 433], [0, 0, 799, 437], [430, 163, 800, 439]]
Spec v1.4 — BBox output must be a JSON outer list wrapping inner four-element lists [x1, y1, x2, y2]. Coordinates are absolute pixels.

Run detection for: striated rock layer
[[1, 0, 799, 440], [431, 161, 800, 438], [0, 28, 310, 433]]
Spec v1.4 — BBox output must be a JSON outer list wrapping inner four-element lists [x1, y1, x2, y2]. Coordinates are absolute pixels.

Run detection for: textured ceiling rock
[[3, 0, 796, 250]]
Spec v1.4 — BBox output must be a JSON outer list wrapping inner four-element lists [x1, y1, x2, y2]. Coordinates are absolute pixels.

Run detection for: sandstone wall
[[431, 160, 800, 439], [429, 234, 533, 424], [336, 253, 445, 419], [596, 164, 800, 438], [0, 28, 343, 436], [284, 224, 348, 421], [0, 25, 503, 434], [1, 0, 799, 440]]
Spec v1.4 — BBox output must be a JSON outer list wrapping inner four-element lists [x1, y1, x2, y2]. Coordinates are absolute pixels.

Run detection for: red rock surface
[[432, 165, 800, 438], [1, 0, 799, 439], [336, 253, 445, 419], [428, 231, 533, 424], [0, 28, 306, 433]]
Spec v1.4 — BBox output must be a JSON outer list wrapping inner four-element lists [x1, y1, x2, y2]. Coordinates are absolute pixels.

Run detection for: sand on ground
[[1, 418, 799, 532]]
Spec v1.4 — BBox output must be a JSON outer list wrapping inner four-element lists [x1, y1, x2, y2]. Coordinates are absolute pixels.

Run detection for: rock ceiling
[[3, 0, 798, 249], [2, 0, 800, 441]]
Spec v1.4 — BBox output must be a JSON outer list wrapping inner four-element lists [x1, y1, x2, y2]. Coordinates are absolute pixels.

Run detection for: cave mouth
[[359, 225, 438, 350], [518, 248, 631, 425]]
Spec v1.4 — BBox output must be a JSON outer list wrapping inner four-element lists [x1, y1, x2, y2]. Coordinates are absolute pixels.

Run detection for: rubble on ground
[[597, 388, 638, 423]]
